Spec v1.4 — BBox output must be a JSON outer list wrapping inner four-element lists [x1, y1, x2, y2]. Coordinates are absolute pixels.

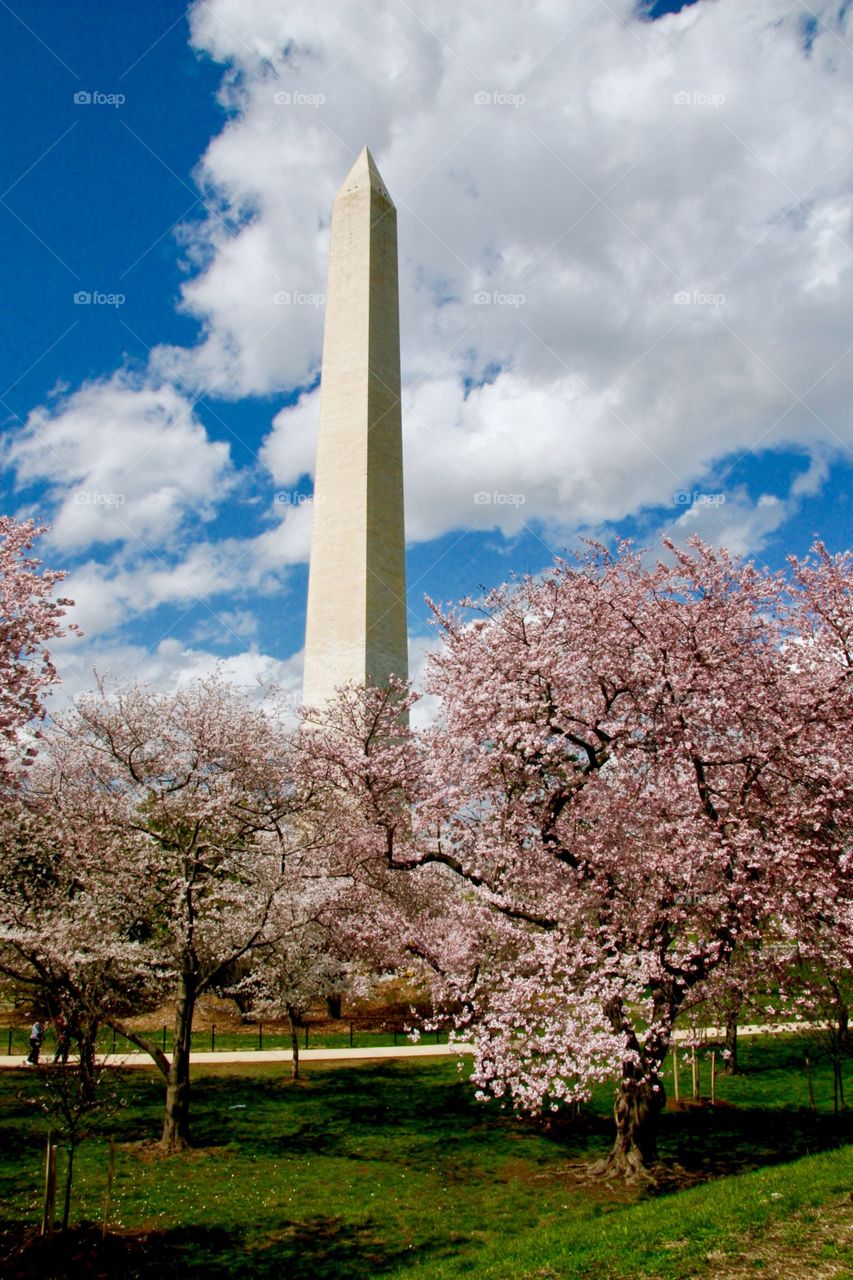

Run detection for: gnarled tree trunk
[[597, 1071, 666, 1182], [598, 994, 670, 1182]]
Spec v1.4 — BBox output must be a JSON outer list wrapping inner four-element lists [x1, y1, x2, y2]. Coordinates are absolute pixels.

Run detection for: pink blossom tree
[[0, 781, 162, 1089], [24, 676, 322, 1150], [303, 541, 852, 1181], [0, 516, 76, 776]]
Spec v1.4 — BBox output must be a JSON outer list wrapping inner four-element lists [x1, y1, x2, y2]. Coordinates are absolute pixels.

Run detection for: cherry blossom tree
[[0, 517, 76, 777], [26, 676, 321, 1151], [303, 541, 852, 1181], [240, 912, 349, 1080], [0, 780, 162, 1089]]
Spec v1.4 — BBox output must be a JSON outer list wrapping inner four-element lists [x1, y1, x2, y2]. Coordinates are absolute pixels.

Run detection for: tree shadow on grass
[[0, 1216, 467, 1280], [657, 1103, 852, 1180], [189, 1062, 485, 1157], [534, 1098, 851, 1195]]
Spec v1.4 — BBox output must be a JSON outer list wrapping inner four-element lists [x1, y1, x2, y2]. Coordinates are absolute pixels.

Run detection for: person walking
[[25, 1019, 44, 1065], [52, 1015, 70, 1064]]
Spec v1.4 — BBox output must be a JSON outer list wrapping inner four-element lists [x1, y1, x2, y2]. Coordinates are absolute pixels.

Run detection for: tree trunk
[[724, 1008, 739, 1075], [160, 975, 196, 1151], [597, 1074, 665, 1183], [77, 1024, 99, 1105], [287, 1007, 300, 1081]]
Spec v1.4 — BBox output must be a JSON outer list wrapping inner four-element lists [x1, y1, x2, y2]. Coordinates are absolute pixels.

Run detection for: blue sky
[[1, 0, 851, 714]]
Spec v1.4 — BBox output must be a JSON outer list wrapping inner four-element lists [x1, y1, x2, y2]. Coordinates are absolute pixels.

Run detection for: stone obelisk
[[302, 146, 408, 709]]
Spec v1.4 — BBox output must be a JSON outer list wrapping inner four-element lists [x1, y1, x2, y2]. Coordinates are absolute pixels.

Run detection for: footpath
[[0, 1022, 813, 1070]]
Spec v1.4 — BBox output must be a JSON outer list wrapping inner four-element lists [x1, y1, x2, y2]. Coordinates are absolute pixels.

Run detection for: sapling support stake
[[40, 1132, 57, 1237]]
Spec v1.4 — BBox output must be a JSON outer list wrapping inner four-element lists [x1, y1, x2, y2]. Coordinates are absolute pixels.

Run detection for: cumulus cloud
[[56, 501, 314, 642], [169, 0, 853, 547], [45, 635, 306, 723], [7, 372, 233, 552], [667, 485, 791, 558]]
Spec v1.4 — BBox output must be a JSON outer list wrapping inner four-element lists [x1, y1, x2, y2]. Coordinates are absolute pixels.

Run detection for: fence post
[[211, 1026, 215, 1053], [7, 1027, 11, 1056], [162, 1025, 167, 1054], [258, 1022, 263, 1051]]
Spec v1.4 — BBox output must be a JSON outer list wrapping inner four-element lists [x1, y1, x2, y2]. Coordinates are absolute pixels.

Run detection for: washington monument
[[302, 146, 408, 709]]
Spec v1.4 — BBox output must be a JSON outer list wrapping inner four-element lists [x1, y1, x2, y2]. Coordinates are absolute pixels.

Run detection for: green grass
[[460, 1147, 853, 1279], [0, 1037, 850, 1279]]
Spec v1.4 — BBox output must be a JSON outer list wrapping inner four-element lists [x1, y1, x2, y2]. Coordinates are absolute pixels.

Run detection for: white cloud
[[45, 637, 305, 724], [192, 608, 259, 644], [7, 372, 233, 553], [668, 485, 791, 558], [169, 0, 852, 545], [56, 502, 314, 643]]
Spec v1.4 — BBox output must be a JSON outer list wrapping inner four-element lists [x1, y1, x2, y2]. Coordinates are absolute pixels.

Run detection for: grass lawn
[[0, 1036, 849, 1278]]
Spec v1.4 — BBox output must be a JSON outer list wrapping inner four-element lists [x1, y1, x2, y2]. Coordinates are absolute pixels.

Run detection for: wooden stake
[[40, 1133, 57, 1237], [711, 1050, 716, 1104], [691, 1045, 699, 1101], [673, 1052, 680, 1102], [806, 1055, 816, 1112]]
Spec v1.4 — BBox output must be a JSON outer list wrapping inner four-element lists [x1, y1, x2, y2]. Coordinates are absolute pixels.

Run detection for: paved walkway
[[0, 1022, 814, 1071], [1, 1042, 472, 1070]]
